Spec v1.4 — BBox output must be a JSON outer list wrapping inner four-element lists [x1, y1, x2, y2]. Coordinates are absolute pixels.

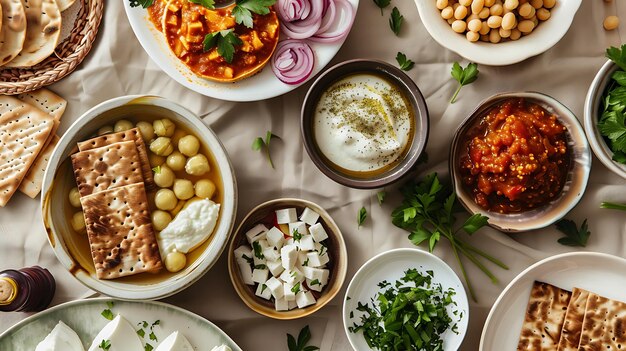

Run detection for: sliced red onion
[[310, 0, 355, 43], [271, 39, 315, 85], [277, 0, 311, 22], [277, 0, 326, 39], [315, 0, 336, 35]]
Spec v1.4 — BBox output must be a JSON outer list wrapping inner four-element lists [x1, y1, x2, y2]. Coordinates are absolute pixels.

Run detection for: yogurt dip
[[313, 73, 414, 175]]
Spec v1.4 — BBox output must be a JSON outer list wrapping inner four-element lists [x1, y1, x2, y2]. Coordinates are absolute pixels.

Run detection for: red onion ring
[[310, 0, 355, 43], [277, 0, 326, 39], [271, 39, 315, 85], [315, 0, 336, 35]]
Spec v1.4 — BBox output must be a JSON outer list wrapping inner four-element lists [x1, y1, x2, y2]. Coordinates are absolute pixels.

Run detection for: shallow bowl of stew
[[41, 95, 237, 300], [450, 92, 591, 232]]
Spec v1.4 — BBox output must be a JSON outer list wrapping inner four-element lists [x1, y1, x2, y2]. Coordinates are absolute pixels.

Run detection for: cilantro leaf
[[389, 7, 403, 36], [372, 0, 390, 15], [450, 62, 479, 103], [188, 0, 215, 8], [129, 0, 153, 8], [395, 52, 414, 71], [287, 326, 319, 351], [357, 207, 367, 228], [556, 219, 591, 247], [233, 0, 276, 28]]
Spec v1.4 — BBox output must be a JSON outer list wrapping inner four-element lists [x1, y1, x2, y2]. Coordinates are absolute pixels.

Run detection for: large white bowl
[[415, 0, 582, 66], [41, 96, 237, 300]]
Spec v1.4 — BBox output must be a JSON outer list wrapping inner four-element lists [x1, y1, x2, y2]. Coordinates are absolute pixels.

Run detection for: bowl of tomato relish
[[450, 92, 591, 232]]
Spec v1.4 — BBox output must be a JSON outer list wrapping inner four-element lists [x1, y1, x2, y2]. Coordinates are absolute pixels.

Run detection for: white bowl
[[342, 248, 469, 351], [414, 0, 582, 66], [41, 96, 237, 300]]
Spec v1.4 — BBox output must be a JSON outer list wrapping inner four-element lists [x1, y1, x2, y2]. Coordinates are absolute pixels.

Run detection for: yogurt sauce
[[313, 73, 414, 174]]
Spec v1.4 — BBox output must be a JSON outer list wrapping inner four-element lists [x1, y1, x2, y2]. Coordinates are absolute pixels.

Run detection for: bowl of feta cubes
[[228, 198, 347, 319]]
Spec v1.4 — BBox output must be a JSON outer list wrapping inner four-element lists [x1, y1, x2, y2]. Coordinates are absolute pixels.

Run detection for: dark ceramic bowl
[[301, 59, 429, 189]]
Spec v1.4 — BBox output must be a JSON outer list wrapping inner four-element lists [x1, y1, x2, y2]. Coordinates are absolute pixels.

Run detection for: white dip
[[158, 199, 220, 257], [313, 74, 413, 173]]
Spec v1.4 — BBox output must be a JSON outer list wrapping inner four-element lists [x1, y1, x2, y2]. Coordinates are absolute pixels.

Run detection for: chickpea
[[136, 121, 155, 142], [543, 0, 555, 8], [502, 12, 517, 30], [478, 7, 490, 19], [503, 0, 518, 10], [480, 34, 490, 42], [480, 21, 491, 34], [150, 137, 174, 156], [173, 179, 195, 200], [467, 14, 480, 22], [524, 6, 536, 19], [468, 18, 482, 32], [441, 6, 454, 19], [185, 154, 210, 176], [499, 28, 511, 38], [484, 0, 496, 6], [518, 19, 535, 33], [436, 0, 448, 10], [165, 252, 187, 273], [195, 179, 216, 199], [536, 8, 550, 21], [447, 18, 455, 25], [152, 210, 172, 231], [451, 20, 467, 33], [171, 200, 186, 217], [149, 153, 165, 167], [452, 3, 460, 11], [155, 189, 178, 211], [71, 212, 85, 232], [490, 3, 503, 16], [459, 0, 472, 6], [466, 31, 480, 42], [518, 3, 533, 17], [69, 187, 81, 208], [178, 135, 200, 157], [510, 28, 522, 40], [471, 0, 484, 14], [530, 0, 542, 9], [454, 5, 468, 19], [154, 165, 175, 188], [114, 120, 133, 132], [604, 16, 619, 31], [166, 151, 186, 171], [489, 28, 502, 43], [487, 15, 503, 28], [97, 125, 113, 136], [153, 119, 176, 137], [171, 129, 187, 146]]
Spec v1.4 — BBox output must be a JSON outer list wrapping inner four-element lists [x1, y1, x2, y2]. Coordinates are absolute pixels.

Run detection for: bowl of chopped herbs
[[584, 44, 626, 180]]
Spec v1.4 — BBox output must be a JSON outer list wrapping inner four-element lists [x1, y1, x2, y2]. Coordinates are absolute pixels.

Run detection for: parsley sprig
[[599, 45, 626, 164], [389, 7, 403, 36], [287, 325, 320, 351], [392, 173, 508, 302], [450, 62, 479, 104], [203, 29, 243, 64], [396, 52, 414, 71], [233, 0, 277, 28], [252, 131, 280, 168], [99, 340, 111, 350], [189, 0, 215, 8], [556, 219, 591, 247]]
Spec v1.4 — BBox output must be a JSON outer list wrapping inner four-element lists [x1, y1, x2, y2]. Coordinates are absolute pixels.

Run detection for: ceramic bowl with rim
[[343, 248, 469, 351], [450, 92, 591, 232], [414, 0, 582, 66], [584, 60, 626, 179], [301, 59, 429, 189], [227, 198, 347, 320], [41, 95, 237, 300]]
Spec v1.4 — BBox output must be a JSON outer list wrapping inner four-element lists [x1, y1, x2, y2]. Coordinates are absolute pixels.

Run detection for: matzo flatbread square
[[578, 292, 626, 351], [556, 287, 590, 351]]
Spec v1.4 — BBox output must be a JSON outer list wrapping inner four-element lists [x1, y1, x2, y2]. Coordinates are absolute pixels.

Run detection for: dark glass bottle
[[0, 266, 56, 312]]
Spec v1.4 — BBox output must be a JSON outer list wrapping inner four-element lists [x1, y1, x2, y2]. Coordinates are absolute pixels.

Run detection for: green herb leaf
[[287, 325, 319, 351], [152, 165, 161, 174], [291, 282, 301, 294], [389, 7, 403, 35], [310, 279, 321, 286], [252, 131, 279, 168], [372, 0, 390, 15], [188, 0, 215, 8], [99, 339, 111, 350], [462, 214, 489, 235], [556, 219, 591, 247], [395, 52, 414, 71], [450, 62, 479, 104], [601, 201, 626, 211], [101, 309, 114, 321], [233, 0, 276, 27], [149, 331, 157, 341], [106, 301, 114, 309], [607, 44, 626, 72], [357, 207, 367, 228], [293, 228, 303, 241], [137, 329, 145, 338], [252, 137, 264, 151], [144, 344, 153, 351], [252, 241, 265, 259], [376, 191, 386, 205], [202, 30, 242, 64], [129, 0, 153, 8]]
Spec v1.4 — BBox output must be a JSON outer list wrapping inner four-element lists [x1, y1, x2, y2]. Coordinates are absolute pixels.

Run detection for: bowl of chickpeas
[[415, 0, 582, 66], [41, 95, 237, 300]]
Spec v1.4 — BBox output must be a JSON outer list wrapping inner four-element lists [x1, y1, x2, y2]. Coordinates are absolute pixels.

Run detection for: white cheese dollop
[[35, 321, 85, 351], [87, 315, 143, 351], [154, 331, 194, 351], [158, 199, 220, 257]]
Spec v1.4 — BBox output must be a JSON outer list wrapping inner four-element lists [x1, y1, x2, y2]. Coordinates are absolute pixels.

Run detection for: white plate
[[0, 298, 242, 351], [123, 1, 359, 102], [414, 0, 582, 66], [342, 248, 469, 351], [480, 252, 626, 350]]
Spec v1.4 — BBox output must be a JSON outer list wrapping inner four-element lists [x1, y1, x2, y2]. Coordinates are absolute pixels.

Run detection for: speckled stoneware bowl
[[301, 59, 429, 189], [584, 60, 626, 179], [41, 96, 237, 300], [450, 92, 591, 232], [227, 198, 347, 320]]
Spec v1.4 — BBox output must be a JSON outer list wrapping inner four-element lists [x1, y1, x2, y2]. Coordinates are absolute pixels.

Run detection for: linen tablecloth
[[1, 1, 626, 349]]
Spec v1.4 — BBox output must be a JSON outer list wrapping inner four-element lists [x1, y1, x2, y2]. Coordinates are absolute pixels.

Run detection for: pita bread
[[81, 183, 162, 279], [56, 0, 76, 11], [18, 134, 58, 198], [0, 96, 53, 207], [78, 128, 155, 191], [556, 287, 590, 351], [0, 0, 26, 66], [71, 141, 145, 197], [578, 293, 626, 351], [17, 88, 67, 121], [5, 0, 61, 68], [517, 281, 572, 350]]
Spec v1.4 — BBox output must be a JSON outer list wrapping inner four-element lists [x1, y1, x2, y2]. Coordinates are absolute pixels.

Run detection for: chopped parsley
[[292, 228, 303, 241], [233, 0, 276, 28], [101, 302, 114, 321], [203, 29, 243, 64], [252, 241, 265, 259], [291, 282, 301, 294], [309, 279, 321, 286], [99, 340, 111, 350]]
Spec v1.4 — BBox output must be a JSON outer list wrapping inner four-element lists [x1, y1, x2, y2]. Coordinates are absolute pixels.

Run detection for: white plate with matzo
[[480, 252, 626, 350]]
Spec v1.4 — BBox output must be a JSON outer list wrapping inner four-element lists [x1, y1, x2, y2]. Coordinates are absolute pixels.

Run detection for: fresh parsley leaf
[[242, 254, 254, 265], [145, 344, 154, 351], [252, 131, 280, 168], [152, 320, 160, 327], [137, 328, 146, 338], [462, 213, 489, 235], [556, 219, 591, 247], [395, 52, 414, 71], [293, 228, 303, 241], [450, 62, 479, 103], [99, 339, 111, 350], [101, 309, 114, 321], [389, 7, 403, 35], [598, 75, 626, 164], [372, 0, 390, 15], [287, 325, 319, 351], [106, 301, 114, 309], [233, 0, 276, 28], [261, 284, 268, 293], [152, 165, 161, 174], [202, 30, 243, 64], [149, 331, 157, 341], [357, 207, 367, 228], [601, 202, 626, 211], [607, 44, 626, 72], [310, 279, 321, 286], [129, 0, 153, 8], [252, 241, 265, 259], [188, 0, 215, 8], [376, 191, 386, 205]]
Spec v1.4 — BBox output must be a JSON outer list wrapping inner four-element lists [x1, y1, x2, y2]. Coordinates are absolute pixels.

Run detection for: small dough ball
[[165, 252, 187, 273], [195, 179, 216, 199], [604, 16, 619, 31], [454, 5, 468, 19], [451, 20, 467, 33], [150, 137, 174, 156], [114, 120, 133, 132], [166, 151, 186, 171], [153, 119, 176, 137], [149, 153, 166, 167], [136, 121, 155, 142], [154, 165, 175, 188], [152, 210, 172, 231], [155, 189, 178, 211], [171, 129, 187, 147], [71, 212, 85, 232], [487, 15, 503, 28], [502, 12, 517, 30], [69, 187, 81, 208], [173, 179, 195, 200], [466, 31, 480, 42], [468, 18, 482, 32], [436, 0, 448, 10], [441, 6, 454, 19], [178, 135, 200, 157], [543, 0, 556, 8], [185, 154, 210, 176], [97, 125, 113, 136], [518, 19, 535, 33]]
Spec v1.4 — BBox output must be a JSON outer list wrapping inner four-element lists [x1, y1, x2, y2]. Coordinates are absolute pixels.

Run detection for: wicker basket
[[0, 0, 104, 95]]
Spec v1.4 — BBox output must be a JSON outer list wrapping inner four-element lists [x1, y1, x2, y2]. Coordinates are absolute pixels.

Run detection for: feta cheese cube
[[297, 251, 309, 267], [296, 291, 316, 308], [299, 235, 315, 251], [265, 276, 284, 299], [234, 245, 253, 264], [276, 208, 297, 224], [237, 262, 254, 285], [283, 282, 296, 301], [306, 251, 329, 267], [285, 237, 295, 246], [266, 227, 285, 248], [246, 224, 268, 243], [266, 260, 285, 277], [253, 254, 265, 266], [275, 297, 289, 311], [263, 247, 280, 262], [280, 244, 298, 270], [303, 267, 329, 286], [257, 239, 270, 250], [252, 268, 269, 284], [306, 278, 324, 292], [288, 222, 308, 237], [280, 268, 304, 285], [300, 207, 320, 225], [255, 283, 271, 300], [288, 300, 298, 310], [309, 223, 328, 242]]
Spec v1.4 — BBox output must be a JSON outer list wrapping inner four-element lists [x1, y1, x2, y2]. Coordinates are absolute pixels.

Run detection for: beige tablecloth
[[1, 1, 626, 350]]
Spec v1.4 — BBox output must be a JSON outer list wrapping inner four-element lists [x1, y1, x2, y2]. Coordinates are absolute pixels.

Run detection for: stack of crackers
[[70, 128, 162, 279], [0, 89, 66, 207], [517, 281, 626, 350]]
